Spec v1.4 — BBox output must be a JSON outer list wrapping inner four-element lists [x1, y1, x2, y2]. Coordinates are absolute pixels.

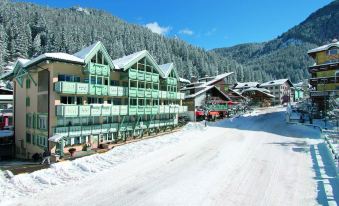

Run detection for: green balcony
[[82, 125, 92, 136], [151, 106, 158, 114], [55, 81, 76, 94], [112, 106, 120, 115], [145, 89, 152, 98], [76, 83, 89, 94], [79, 105, 91, 116], [126, 123, 134, 131], [91, 106, 102, 116], [137, 88, 145, 98], [54, 126, 68, 136], [167, 92, 176, 99], [110, 123, 119, 132], [101, 124, 111, 133], [56, 105, 79, 117], [159, 105, 165, 114], [145, 72, 152, 82], [69, 126, 82, 137], [145, 106, 152, 114], [129, 69, 137, 80], [129, 106, 137, 115], [137, 71, 145, 80], [169, 106, 178, 113], [152, 90, 159, 98], [89, 84, 108, 96], [167, 77, 177, 86], [160, 91, 167, 99], [152, 74, 159, 83], [117, 87, 124, 96], [92, 125, 101, 134], [120, 105, 128, 115], [101, 106, 111, 116], [129, 87, 137, 97], [137, 106, 145, 115], [85, 62, 110, 76]]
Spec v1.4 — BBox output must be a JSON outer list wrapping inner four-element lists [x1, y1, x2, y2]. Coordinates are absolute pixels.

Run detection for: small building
[[179, 78, 191, 88], [241, 87, 275, 107], [0, 87, 13, 109], [293, 82, 305, 102], [181, 73, 244, 120], [259, 79, 294, 105], [307, 39, 339, 114], [233, 82, 260, 92]]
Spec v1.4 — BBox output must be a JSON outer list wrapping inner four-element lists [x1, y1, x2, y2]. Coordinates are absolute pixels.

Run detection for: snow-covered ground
[[1, 107, 338, 206]]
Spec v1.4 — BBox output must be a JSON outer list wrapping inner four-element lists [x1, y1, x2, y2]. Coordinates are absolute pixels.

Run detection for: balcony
[[160, 91, 167, 99], [129, 69, 137, 80], [129, 88, 137, 97], [55, 81, 76, 94], [101, 106, 111, 116], [137, 71, 145, 81], [167, 77, 177, 86], [137, 106, 145, 115], [92, 125, 101, 134], [145, 89, 152, 98], [151, 106, 158, 114], [152, 90, 159, 98], [56, 105, 79, 117], [84, 62, 110, 76], [101, 124, 111, 133], [111, 106, 120, 115], [137, 88, 145, 98], [317, 83, 339, 91], [145, 106, 152, 115], [120, 105, 128, 115], [152, 74, 159, 82], [78, 105, 91, 116], [145, 72, 152, 82], [89, 84, 108, 96], [129, 106, 137, 115]]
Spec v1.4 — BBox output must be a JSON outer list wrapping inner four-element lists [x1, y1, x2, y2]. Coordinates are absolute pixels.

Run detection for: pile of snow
[[0, 122, 206, 203]]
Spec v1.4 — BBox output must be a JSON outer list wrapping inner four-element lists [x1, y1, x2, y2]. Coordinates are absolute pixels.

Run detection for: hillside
[[213, 0, 339, 83], [0, 0, 247, 82]]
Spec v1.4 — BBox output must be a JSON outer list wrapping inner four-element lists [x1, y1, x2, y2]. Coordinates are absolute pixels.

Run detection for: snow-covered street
[[1, 107, 338, 206]]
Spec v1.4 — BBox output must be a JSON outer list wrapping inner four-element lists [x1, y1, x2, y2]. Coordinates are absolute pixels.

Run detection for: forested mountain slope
[[213, 1, 339, 82]]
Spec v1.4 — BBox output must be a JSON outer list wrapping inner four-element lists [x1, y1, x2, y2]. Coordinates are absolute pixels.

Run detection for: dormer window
[[327, 48, 339, 55]]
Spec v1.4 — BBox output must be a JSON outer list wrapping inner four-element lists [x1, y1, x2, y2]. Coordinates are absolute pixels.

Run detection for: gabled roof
[[204, 72, 234, 86], [241, 87, 275, 98], [159, 62, 179, 79], [233, 82, 259, 89], [184, 85, 231, 101], [307, 41, 339, 54], [25, 53, 84, 69], [12, 58, 30, 75], [260, 79, 293, 87], [112, 50, 165, 77], [73, 41, 115, 69]]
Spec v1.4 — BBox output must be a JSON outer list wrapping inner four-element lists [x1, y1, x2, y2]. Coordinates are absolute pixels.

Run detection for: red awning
[[195, 111, 204, 116], [209, 111, 219, 116]]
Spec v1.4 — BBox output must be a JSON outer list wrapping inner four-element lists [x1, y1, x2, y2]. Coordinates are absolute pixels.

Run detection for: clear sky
[[18, 0, 333, 49]]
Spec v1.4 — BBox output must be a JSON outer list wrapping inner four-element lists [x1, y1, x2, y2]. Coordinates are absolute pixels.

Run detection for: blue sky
[[19, 0, 332, 49]]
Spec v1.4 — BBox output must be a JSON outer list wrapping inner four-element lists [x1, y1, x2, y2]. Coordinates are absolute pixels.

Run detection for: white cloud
[[179, 28, 194, 36], [145, 22, 171, 35], [205, 28, 217, 36]]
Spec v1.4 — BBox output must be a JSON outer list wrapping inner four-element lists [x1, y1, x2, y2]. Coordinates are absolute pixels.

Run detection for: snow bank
[[0, 122, 205, 203]]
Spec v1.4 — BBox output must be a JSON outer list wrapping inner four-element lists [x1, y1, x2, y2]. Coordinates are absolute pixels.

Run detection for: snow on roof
[[159, 63, 173, 77], [234, 82, 259, 89], [17, 58, 30, 65], [73, 42, 100, 60], [49, 134, 65, 142], [260, 79, 293, 87], [307, 41, 339, 54], [184, 85, 215, 99], [204, 72, 234, 87], [179, 78, 191, 84], [0, 95, 13, 100], [112, 50, 147, 70], [0, 130, 13, 138], [241, 87, 275, 98], [24, 53, 84, 69]]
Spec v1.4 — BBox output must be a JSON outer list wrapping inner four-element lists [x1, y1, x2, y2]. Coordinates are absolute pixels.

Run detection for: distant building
[[259, 79, 294, 105], [241, 87, 275, 107], [181, 73, 245, 120], [233, 82, 260, 92], [293, 82, 305, 102], [307, 39, 339, 113], [0, 87, 13, 109]]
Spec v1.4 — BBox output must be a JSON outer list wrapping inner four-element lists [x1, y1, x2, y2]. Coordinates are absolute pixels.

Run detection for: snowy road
[[1, 107, 338, 206]]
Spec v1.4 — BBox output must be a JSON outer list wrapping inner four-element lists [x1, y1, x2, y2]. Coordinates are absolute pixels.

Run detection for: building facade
[[259, 79, 294, 105], [307, 40, 339, 113], [8, 42, 187, 159]]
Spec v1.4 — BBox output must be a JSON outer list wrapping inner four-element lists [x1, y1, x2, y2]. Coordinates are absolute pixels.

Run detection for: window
[[26, 133, 31, 143], [327, 48, 339, 55], [26, 114, 32, 128], [111, 80, 119, 86], [61, 96, 80, 104], [38, 115, 47, 130], [26, 97, 30, 107], [87, 97, 103, 104], [26, 78, 30, 88], [58, 74, 80, 82]]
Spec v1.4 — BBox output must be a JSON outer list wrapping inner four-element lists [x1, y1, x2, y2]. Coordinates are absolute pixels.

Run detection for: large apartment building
[[307, 39, 339, 113], [259, 79, 294, 105], [6, 42, 187, 159]]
